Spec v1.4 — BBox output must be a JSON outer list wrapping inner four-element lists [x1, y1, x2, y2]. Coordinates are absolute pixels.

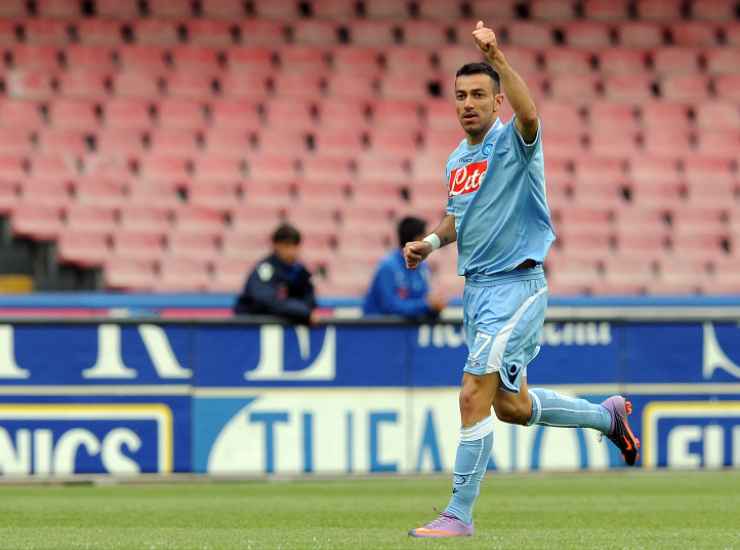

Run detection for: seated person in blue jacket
[[234, 223, 317, 324], [363, 216, 447, 318]]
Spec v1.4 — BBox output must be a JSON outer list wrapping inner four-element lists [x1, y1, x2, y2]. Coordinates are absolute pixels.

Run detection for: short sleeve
[[509, 116, 542, 161]]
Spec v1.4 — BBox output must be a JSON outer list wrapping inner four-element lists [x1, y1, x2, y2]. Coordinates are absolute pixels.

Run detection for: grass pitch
[[0, 471, 738, 550]]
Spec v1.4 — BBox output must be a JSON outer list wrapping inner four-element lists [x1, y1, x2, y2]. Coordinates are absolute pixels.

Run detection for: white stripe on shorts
[[487, 285, 548, 372]]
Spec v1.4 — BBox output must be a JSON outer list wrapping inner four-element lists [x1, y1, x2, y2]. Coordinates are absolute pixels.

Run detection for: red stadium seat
[[95, 0, 138, 18], [57, 70, 110, 99], [370, 99, 421, 129], [165, 72, 218, 99], [229, 205, 284, 233], [530, 0, 576, 19], [417, 0, 464, 19], [714, 75, 740, 101], [723, 23, 740, 47], [694, 103, 740, 130], [543, 48, 594, 75], [587, 101, 638, 131], [264, 99, 316, 129], [250, 0, 300, 18], [147, 0, 193, 17], [548, 75, 600, 100], [138, 155, 192, 181], [148, 129, 201, 156], [5, 71, 56, 100], [363, 0, 409, 18], [323, 73, 378, 98], [63, 45, 115, 71], [203, 128, 251, 156], [628, 155, 680, 181], [9, 45, 60, 71], [156, 257, 212, 291], [636, 0, 683, 20], [24, 19, 70, 45], [660, 75, 710, 101], [117, 45, 169, 72], [379, 74, 431, 100], [703, 48, 740, 75], [348, 21, 398, 46], [21, 178, 72, 206], [208, 99, 261, 129], [639, 101, 691, 132], [503, 47, 542, 75], [74, 178, 127, 205], [166, 230, 220, 259], [57, 231, 110, 268], [642, 130, 692, 156], [683, 156, 735, 180], [401, 20, 450, 48], [65, 204, 117, 232], [185, 20, 234, 47], [171, 46, 221, 72], [0, 128, 34, 155], [195, 155, 245, 180], [603, 75, 655, 102], [49, 99, 99, 130], [39, 129, 88, 156], [255, 127, 308, 154], [692, 0, 737, 20], [312, 0, 359, 19], [575, 156, 627, 183], [355, 155, 408, 182], [75, 19, 124, 46], [0, 100, 43, 129], [270, 73, 326, 100], [694, 130, 740, 157], [292, 20, 340, 45], [172, 205, 225, 232], [219, 71, 269, 99], [589, 128, 640, 156], [383, 47, 433, 75], [104, 259, 158, 291], [155, 99, 207, 130], [210, 257, 253, 292], [582, 0, 628, 20], [437, 45, 481, 74], [469, 0, 518, 18], [239, 20, 285, 46], [112, 71, 164, 98], [96, 128, 146, 157], [618, 22, 665, 48], [248, 154, 298, 182], [331, 47, 381, 75], [652, 47, 701, 75], [0, 0, 26, 17], [301, 156, 353, 183], [226, 46, 274, 73], [119, 204, 172, 231], [11, 203, 65, 240], [597, 49, 649, 76], [504, 21, 554, 48], [563, 21, 614, 48], [0, 20, 18, 45], [187, 180, 241, 210], [669, 22, 719, 46], [277, 46, 329, 73], [132, 19, 180, 46], [312, 127, 366, 156], [630, 180, 686, 206]]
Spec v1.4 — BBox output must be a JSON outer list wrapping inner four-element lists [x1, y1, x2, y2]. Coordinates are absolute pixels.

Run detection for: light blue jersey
[[445, 117, 555, 279]]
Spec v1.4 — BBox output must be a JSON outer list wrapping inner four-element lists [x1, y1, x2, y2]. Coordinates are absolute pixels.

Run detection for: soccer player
[[406, 21, 640, 538]]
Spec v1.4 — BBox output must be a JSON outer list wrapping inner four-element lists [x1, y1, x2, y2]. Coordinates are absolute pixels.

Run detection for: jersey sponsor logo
[[448, 160, 488, 197]]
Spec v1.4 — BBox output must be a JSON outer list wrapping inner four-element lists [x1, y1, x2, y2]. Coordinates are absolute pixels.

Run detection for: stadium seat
[[270, 73, 326, 100], [603, 75, 655, 102], [660, 75, 710, 101], [240, 20, 285, 46], [618, 22, 666, 48], [11, 202, 65, 240], [504, 21, 554, 48], [703, 48, 740, 75], [669, 21, 719, 46], [581, 0, 628, 20], [95, 128, 146, 157], [416, 0, 464, 19], [137, 155, 192, 181], [723, 23, 740, 47], [714, 75, 740, 101], [95, 0, 138, 18], [104, 258, 158, 291], [165, 72, 218, 99], [292, 20, 340, 46], [628, 155, 680, 180], [587, 101, 638, 131], [65, 203, 117, 232], [74, 178, 127, 205], [348, 20, 399, 46], [652, 47, 701, 75], [21, 178, 72, 207], [166, 230, 221, 259], [132, 19, 180, 46], [401, 20, 450, 48], [695, 129, 740, 157], [313, 127, 366, 156], [548, 75, 600, 100], [0, 0, 26, 17], [692, 0, 737, 20], [543, 48, 594, 75], [156, 257, 212, 291], [370, 99, 421, 129], [597, 49, 649, 76], [57, 70, 110, 99], [264, 99, 316, 130], [248, 154, 297, 182], [148, 129, 201, 156], [62, 45, 115, 72], [636, 0, 684, 20], [155, 99, 207, 130], [185, 20, 234, 47], [312, 0, 359, 19], [170, 46, 222, 72], [208, 99, 261, 129], [39, 129, 87, 156], [277, 46, 329, 74], [203, 128, 251, 156], [186, 180, 241, 211], [639, 101, 691, 131], [563, 21, 614, 48], [300, 155, 353, 183], [119, 203, 172, 231], [56, 230, 110, 268], [75, 19, 124, 46], [23, 19, 70, 45], [111, 71, 163, 98], [255, 127, 308, 154], [116, 45, 169, 73]]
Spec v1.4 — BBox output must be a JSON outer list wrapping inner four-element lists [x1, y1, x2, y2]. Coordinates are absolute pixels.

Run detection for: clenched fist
[[403, 240, 433, 270], [472, 20, 501, 62]]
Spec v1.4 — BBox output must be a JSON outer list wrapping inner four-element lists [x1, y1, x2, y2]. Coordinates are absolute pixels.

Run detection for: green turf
[[0, 471, 738, 549]]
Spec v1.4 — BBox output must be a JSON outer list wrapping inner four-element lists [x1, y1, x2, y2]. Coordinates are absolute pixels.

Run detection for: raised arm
[[403, 214, 456, 270], [472, 21, 538, 144]]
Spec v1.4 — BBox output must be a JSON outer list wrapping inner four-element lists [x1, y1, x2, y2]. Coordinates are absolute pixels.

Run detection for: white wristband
[[423, 233, 441, 250]]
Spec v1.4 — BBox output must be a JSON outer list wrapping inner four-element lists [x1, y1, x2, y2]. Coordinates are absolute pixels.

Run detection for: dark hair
[[272, 223, 301, 245], [455, 62, 500, 92], [398, 216, 427, 248]]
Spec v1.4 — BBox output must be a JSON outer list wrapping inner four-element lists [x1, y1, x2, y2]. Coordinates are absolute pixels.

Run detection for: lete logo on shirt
[[448, 160, 488, 197]]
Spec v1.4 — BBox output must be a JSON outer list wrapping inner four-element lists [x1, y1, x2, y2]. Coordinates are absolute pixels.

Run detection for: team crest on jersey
[[448, 160, 488, 197]]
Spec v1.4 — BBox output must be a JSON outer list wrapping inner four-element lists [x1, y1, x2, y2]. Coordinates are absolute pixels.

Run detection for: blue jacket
[[234, 254, 316, 323], [363, 249, 434, 318]]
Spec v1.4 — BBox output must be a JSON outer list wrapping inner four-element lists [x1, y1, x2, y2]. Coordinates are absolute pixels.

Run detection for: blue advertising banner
[[0, 319, 739, 476]]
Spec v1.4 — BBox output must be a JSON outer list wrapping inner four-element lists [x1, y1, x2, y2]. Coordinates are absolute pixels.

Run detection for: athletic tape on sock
[[460, 416, 494, 441]]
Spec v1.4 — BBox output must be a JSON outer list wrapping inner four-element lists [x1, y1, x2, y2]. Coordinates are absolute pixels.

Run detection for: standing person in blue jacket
[[234, 223, 317, 324], [363, 216, 447, 318]]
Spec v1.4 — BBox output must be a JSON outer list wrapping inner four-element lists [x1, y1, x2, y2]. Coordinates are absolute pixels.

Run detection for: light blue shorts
[[463, 268, 548, 393]]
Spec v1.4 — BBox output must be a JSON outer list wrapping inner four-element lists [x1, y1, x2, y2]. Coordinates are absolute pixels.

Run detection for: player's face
[[274, 242, 300, 265], [455, 74, 503, 138]]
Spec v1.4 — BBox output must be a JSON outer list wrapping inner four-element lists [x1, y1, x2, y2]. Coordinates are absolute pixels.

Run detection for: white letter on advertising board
[[246, 326, 336, 381], [0, 428, 31, 475], [83, 325, 137, 379], [102, 428, 141, 474], [53, 429, 100, 474], [138, 324, 191, 378], [0, 325, 30, 379]]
